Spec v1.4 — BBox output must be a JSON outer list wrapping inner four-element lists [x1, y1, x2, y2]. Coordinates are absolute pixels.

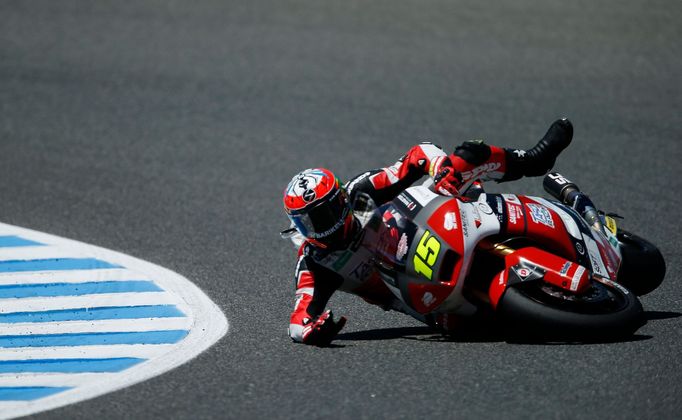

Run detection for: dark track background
[[1, 0, 680, 418]]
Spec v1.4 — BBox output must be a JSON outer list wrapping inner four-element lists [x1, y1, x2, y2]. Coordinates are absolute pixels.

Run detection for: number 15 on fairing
[[413, 230, 441, 280]]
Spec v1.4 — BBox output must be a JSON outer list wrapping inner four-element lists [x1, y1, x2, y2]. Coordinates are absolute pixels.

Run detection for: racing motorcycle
[[362, 172, 666, 340]]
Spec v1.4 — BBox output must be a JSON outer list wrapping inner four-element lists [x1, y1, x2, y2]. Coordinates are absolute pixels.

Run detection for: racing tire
[[616, 230, 666, 296], [496, 279, 644, 341]]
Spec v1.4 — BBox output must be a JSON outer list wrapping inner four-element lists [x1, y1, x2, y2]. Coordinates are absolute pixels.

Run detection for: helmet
[[283, 168, 354, 249]]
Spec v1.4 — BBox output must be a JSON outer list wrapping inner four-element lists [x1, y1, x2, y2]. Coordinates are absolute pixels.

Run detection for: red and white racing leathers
[[288, 141, 510, 342]]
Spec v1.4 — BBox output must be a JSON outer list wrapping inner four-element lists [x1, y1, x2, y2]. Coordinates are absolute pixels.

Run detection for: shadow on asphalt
[[336, 326, 438, 341], [643, 310, 681, 321], [334, 315, 675, 345], [336, 324, 505, 343]]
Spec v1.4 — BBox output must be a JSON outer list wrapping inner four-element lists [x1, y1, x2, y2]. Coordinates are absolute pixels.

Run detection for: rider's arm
[[289, 247, 346, 345], [346, 142, 458, 205]]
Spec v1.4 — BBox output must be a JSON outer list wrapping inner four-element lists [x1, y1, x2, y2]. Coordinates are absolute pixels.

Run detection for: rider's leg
[[500, 118, 573, 182], [449, 118, 573, 186]]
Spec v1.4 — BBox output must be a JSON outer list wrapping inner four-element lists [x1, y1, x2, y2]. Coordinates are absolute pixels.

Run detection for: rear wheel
[[497, 279, 643, 341], [616, 230, 666, 296]]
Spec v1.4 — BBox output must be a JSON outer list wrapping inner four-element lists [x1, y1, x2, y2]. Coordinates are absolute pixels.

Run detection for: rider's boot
[[501, 118, 573, 182]]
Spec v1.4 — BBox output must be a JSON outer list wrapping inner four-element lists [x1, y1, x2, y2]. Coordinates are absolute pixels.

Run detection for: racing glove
[[432, 157, 462, 196], [302, 310, 347, 346]]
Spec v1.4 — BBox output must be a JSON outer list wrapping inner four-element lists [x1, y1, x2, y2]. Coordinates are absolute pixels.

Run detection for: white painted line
[[0, 222, 228, 419], [0, 246, 89, 261], [0, 269, 149, 285], [0, 373, 121, 387], [0, 292, 180, 314], [0, 317, 192, 336], [0, 344, 176, 361]]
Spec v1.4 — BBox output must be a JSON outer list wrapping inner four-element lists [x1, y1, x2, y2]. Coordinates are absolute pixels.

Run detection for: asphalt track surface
[[1, 1, 680, 419]]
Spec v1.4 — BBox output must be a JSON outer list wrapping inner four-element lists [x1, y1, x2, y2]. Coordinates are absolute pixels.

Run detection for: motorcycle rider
[[283, 119, 574, 346]]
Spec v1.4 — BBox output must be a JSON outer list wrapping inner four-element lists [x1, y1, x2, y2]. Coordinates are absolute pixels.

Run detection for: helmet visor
[[289, 188, 350, 239]]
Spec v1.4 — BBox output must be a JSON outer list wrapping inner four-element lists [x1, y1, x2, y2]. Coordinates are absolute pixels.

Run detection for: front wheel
[[496, 279, 643, 341], [616, 230, 666, 296]]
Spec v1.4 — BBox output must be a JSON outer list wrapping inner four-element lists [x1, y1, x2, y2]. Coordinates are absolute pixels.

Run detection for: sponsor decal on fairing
[[477, 202, 493, 215], [570, 265, 586, 291], [495, 196, 504, 214], [531, 197, 582, 240], [526, 203, 555, 229], [443, 212, 458, 231], [459, 210, 469, 237], [396, 233, 408, 261], [471, 205, 482, 228], [507, 203, 523, 225], [406, 186, 439, 207], [560, 261, 572, 276], [575, 242, 585, 255], [421, 292, 436, 307], [397, 193, 417, 211], [502, 194, 521, 205], [583, 235, 609, 279]]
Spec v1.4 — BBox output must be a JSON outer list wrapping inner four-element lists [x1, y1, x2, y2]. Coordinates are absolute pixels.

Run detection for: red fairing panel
[[517, 196, 577, 261], [408, 282, 459, 314], [488, 247, 591, 308], [489, 269, 509, 308], [427, 200, 465, 260], [501, 194, 527, 236], [403, 199, 466, 314]]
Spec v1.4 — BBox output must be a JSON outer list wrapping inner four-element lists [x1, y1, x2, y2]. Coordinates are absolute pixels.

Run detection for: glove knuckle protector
[[454, 139, 492, 166]]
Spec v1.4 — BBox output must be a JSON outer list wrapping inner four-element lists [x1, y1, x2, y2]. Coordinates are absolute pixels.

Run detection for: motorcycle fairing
[[384, 187, 503, 315], [530, 196, 622, 281], [488, 247, 591, 307], [491, 194, 621, 282], [383, 188, 625, 316], [424, 195, 502, 314], [379, 190, 460, 314]]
